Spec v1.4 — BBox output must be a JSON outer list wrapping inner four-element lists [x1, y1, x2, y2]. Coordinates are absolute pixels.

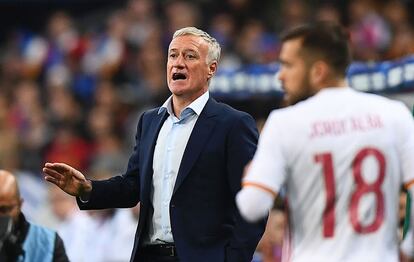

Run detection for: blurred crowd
[[0, 0, 413, 261]]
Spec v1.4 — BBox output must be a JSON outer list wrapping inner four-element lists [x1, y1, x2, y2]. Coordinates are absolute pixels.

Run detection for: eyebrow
[[168, 48, 198, 53]]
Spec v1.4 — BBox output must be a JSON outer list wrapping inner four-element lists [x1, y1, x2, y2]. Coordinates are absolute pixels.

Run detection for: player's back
[[269, 87, 413, 262]]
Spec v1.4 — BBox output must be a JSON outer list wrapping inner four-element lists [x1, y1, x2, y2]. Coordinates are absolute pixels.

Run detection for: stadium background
[[0, 0, 413, 261]]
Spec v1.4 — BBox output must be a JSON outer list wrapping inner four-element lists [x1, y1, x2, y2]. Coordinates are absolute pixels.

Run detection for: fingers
[[44, 175, 60, 187], [43, 167, 66, 189], [44, 162, 74, 173], [43, 162, 85, 180], [43, 162, 88, 196], [43, 166, 64, 179]]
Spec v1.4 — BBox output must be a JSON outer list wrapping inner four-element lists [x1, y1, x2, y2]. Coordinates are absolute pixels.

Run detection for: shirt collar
[[158, 91, 210, 117]]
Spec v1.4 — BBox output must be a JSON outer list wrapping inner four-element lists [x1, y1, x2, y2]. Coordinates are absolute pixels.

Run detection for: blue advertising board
[[210, 55, 414, 99]]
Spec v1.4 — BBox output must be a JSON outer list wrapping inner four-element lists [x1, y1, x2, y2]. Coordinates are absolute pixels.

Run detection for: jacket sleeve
[[225, 113, 267, 262]]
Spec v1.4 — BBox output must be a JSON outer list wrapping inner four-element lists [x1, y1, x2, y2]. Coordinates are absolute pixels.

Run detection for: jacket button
[[171, 204, 175, 208]]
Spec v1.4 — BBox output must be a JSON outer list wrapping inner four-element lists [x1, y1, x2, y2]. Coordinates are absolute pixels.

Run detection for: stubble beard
[[284, 71, 314, 106]]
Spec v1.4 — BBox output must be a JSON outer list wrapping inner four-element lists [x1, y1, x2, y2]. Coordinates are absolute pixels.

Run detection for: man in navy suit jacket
[[43, 26, 265, 262]]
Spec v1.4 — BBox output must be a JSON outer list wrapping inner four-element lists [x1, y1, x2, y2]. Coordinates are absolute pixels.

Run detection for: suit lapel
[[173, 98, 219, 194]]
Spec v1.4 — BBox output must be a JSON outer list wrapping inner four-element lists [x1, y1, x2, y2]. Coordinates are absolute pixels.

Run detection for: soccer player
[[236, 22, 414, 262]]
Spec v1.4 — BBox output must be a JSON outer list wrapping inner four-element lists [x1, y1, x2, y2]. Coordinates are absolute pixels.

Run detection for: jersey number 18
[[314, 147, 385, 238]]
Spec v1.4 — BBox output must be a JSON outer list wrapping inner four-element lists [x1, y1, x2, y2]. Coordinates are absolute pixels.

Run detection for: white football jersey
[[244, 87, 414, 262]]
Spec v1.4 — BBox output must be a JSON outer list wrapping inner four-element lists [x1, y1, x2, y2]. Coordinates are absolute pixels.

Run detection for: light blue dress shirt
[[147, 91, 209, 244]]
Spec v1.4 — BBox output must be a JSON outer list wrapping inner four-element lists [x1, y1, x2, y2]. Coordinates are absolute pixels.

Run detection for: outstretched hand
[[43, 162, 92, 197]]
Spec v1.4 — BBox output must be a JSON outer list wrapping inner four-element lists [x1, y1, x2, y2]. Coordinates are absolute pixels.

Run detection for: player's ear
[[310, 60, 328, 87]]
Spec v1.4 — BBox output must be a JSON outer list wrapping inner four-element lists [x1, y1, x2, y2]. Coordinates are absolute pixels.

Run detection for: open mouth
[[172, 73, 187, 80]]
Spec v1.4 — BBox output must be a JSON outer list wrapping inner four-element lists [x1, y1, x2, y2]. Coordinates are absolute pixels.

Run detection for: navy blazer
[[78, 97, 265, 262]]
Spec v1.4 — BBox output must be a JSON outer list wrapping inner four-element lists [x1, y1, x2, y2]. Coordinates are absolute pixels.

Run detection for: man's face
[[0, 192, 21, 224], [167, 35, 215, 100], [278, 38, 313, 105]]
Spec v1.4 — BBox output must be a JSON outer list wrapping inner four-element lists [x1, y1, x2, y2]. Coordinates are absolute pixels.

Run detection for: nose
[[172, 54, 185, 69], [278, 68, 285, 81]]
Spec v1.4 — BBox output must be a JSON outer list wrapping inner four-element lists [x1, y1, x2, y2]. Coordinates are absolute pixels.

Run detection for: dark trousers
[[137, 244, 180, 262]]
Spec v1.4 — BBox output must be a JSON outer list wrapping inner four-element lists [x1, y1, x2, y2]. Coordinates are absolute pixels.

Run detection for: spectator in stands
[[315, 4, 341, 25], [10, 80, 50, 173], [208, 13, 241, 71], [348, 0, 391, 60], [0, 95, 19, 172], [124, 0, 158, 49], [134, 39, 169, 107], [164, 1, 201, 36], [44, 123, 92, 173], [382, 0, 414, 60], [235, 19, 279, 65], [277, 0, 310, 32]]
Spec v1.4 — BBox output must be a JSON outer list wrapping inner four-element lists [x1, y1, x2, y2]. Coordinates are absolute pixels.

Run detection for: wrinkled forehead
[[168, 35, 208, 53]]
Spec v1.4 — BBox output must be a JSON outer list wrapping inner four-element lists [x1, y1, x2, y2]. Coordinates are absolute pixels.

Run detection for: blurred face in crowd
[[278, 38, 313, 105], [0, 170, 22, 224], [167, 35, 216, 102]]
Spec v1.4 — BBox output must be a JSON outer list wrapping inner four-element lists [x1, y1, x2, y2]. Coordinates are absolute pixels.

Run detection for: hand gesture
[[43, 162, 92, 197]]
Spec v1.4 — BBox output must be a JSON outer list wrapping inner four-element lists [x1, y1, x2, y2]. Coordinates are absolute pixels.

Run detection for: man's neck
[[314, 78, 347, 93], [172, 91, 206, 117]]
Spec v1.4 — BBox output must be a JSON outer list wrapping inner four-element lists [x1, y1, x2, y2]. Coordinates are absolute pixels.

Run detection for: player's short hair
[[280, 22, 351, 77], [173, 27, 221, 65]]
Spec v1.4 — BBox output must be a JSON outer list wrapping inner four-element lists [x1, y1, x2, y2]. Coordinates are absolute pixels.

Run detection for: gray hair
[[173, 27, 221, 65]]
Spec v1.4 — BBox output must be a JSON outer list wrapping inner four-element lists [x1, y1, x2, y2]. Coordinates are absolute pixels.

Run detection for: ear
[[207, 61, 217, 81], [310, 61, 328, 87]]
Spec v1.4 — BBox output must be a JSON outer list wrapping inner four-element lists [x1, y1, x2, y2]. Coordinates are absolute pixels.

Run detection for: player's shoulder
[[341, 90, 413, 125], [265, 106, 298, 127], [355, 90, 400, 104], [358, 91, 409, 113], [267, 88, 409, 121], [267, 97, 313, 119]]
